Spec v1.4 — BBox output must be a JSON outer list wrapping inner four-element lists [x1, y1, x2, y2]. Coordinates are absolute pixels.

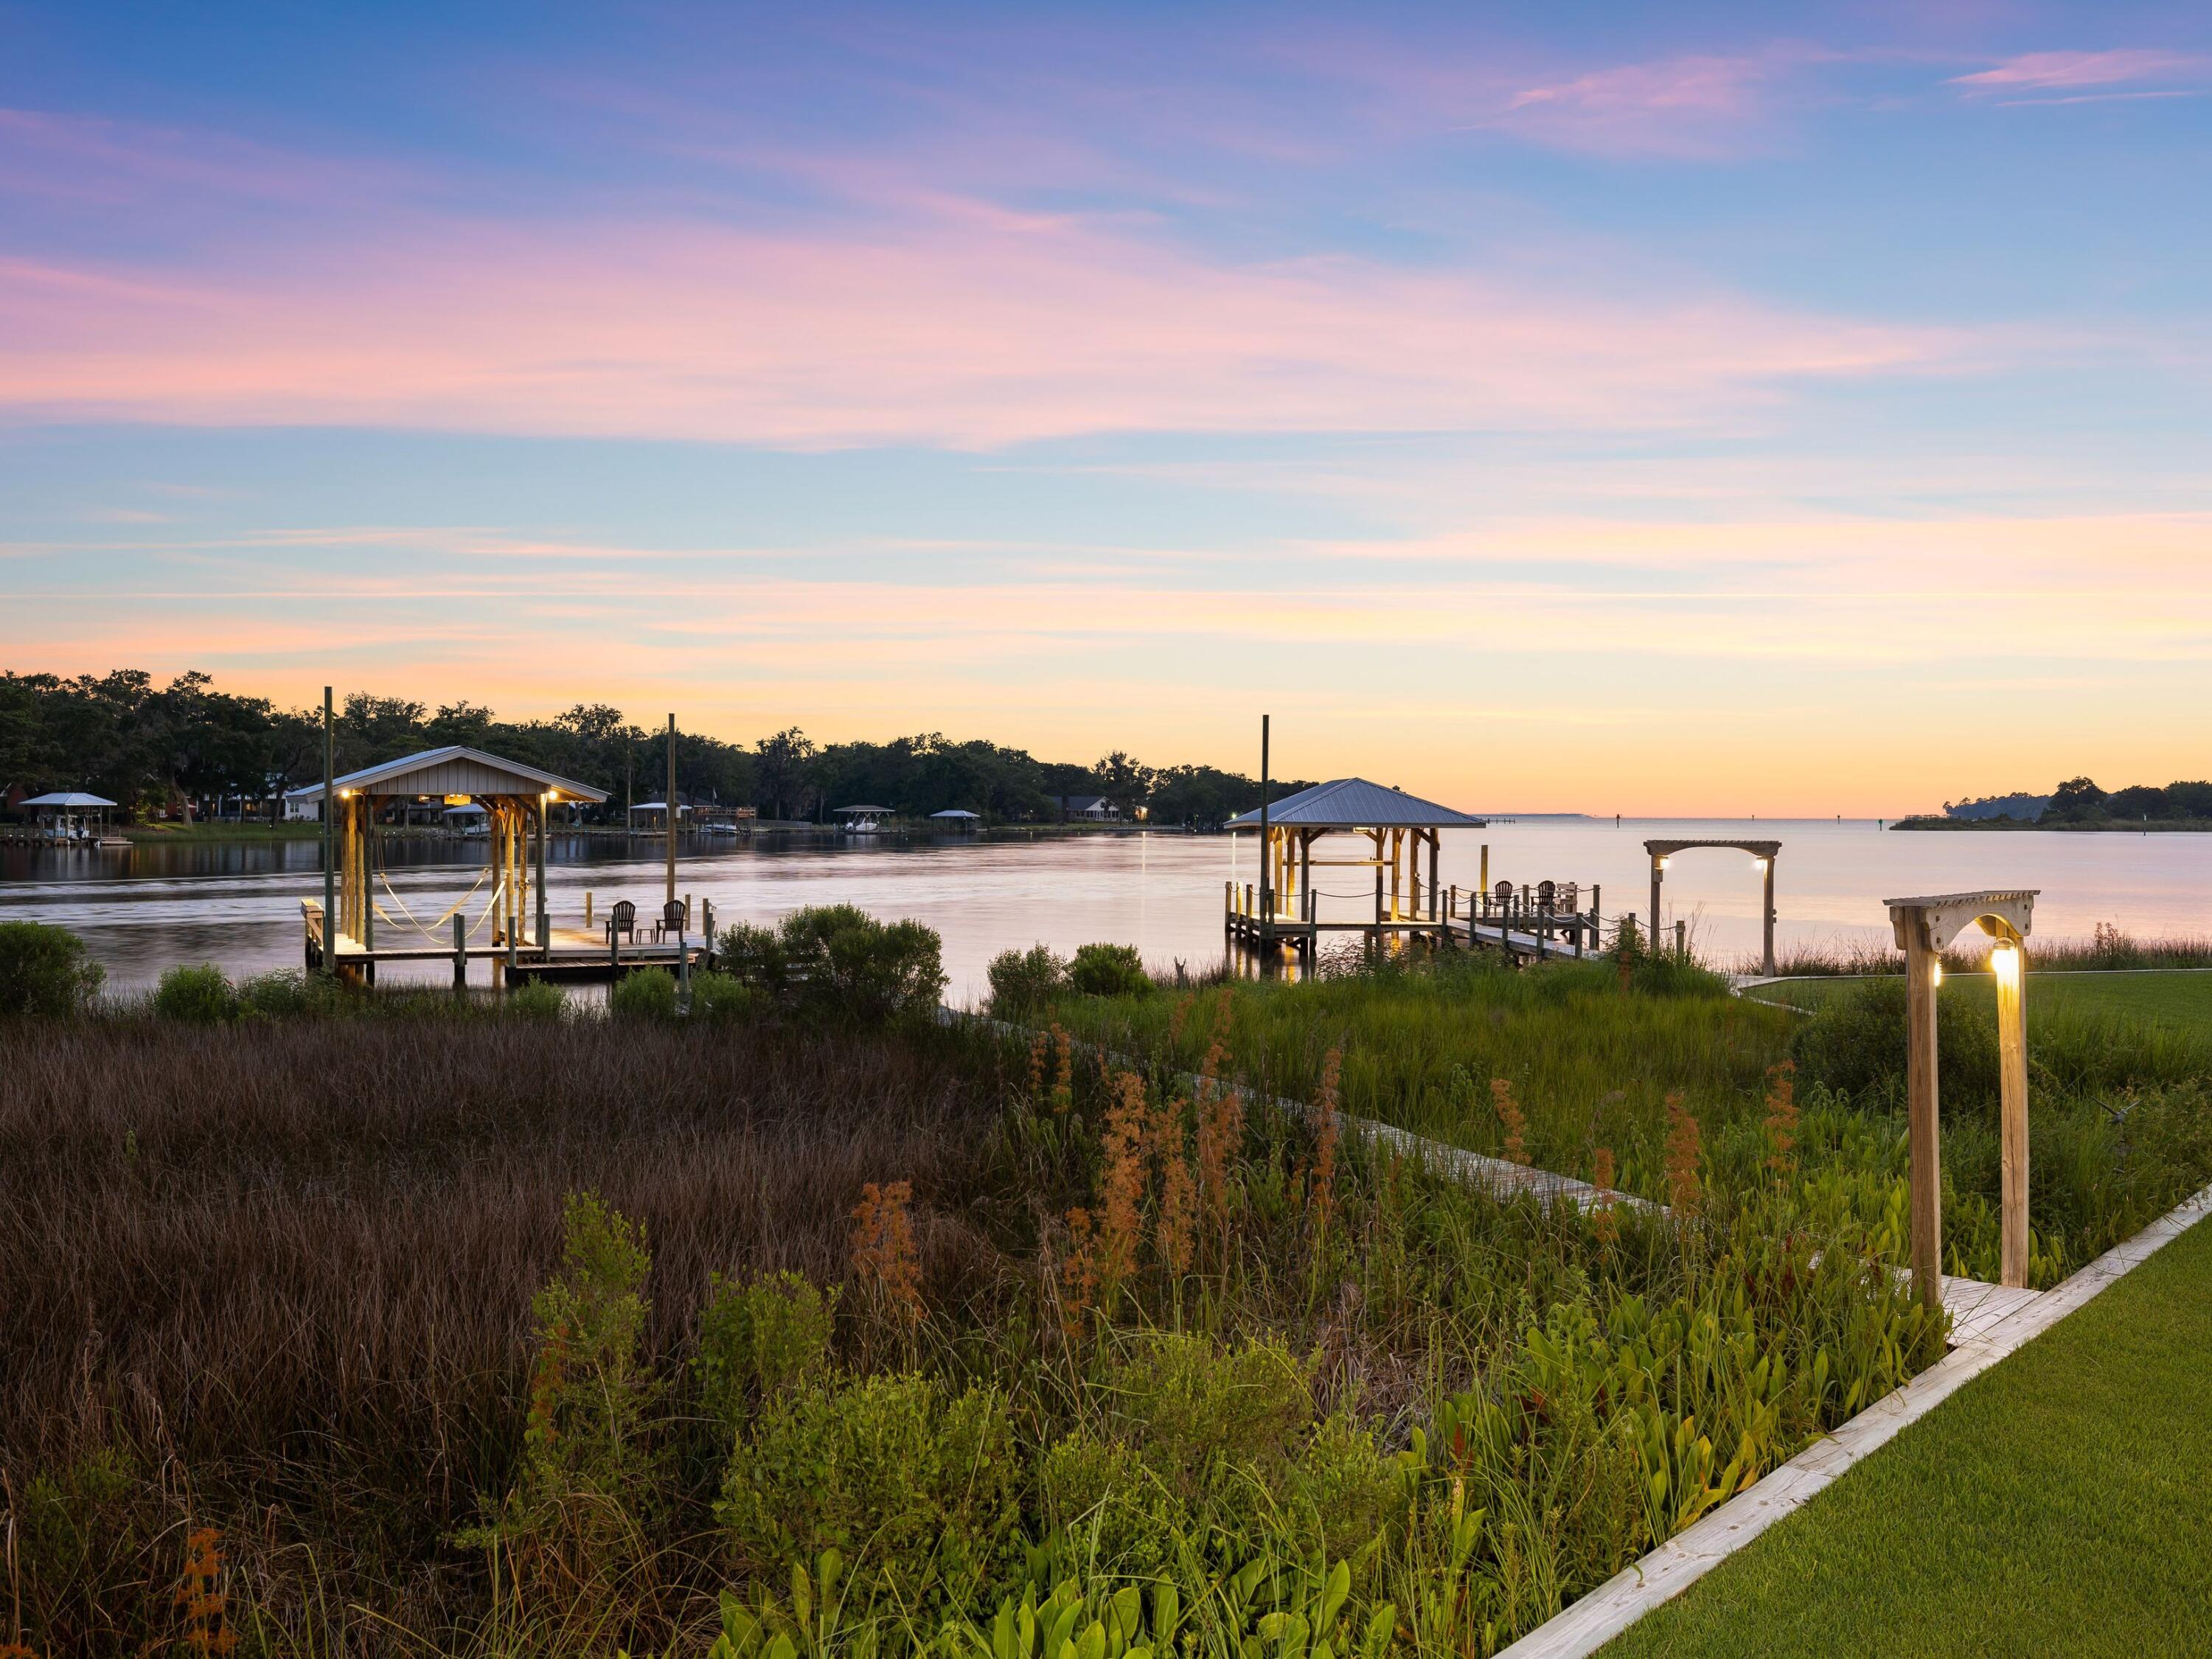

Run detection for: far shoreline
[[1892, 816, 2212, 834]]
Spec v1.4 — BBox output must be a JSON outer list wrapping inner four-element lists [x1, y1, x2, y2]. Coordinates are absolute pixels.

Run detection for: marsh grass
[[0, 1014, 1009, 1654], [1043, 953, 1795, 1196]]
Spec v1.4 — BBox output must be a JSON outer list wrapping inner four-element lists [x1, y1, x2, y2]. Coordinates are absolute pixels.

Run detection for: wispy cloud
[[1950, 49, 2202, 95], [1489, 50, 1817, 160], [0, 196, 1959, 448]]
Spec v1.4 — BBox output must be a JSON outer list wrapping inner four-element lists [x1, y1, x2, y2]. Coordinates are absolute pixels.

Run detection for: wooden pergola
[[1644, 838, 1781, 975], [1885, 888, 2039, 1304], [1225, 777, 1486, 950], [288, 743, 607, 981]]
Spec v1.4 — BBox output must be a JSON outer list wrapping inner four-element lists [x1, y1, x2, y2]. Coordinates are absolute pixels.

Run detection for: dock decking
[[306, 905, 710, 984]]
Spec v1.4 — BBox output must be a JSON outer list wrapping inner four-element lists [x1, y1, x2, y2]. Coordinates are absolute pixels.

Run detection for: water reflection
[[5, 819, 2208, 1004]]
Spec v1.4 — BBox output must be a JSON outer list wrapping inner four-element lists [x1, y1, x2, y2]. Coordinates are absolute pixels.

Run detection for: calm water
[[5, 821, 2208, 1004]]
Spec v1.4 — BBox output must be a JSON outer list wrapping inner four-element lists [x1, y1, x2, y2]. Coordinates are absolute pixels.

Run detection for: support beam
[[321, 688, 335, 972], [1994, 939, 2031, 1287], [1905, 915, 1943, 1309], [1762, 855, 1778, 978], [666, 712, 678, 910]]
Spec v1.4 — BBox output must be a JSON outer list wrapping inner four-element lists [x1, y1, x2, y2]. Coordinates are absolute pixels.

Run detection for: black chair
[[653, 899, 686, 942], [1537, 879, 1557, 913], [607, 898, 638, 943]]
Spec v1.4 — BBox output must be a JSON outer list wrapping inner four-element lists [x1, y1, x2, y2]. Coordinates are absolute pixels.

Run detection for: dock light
[[1930, 961, 1944, 989], [1658, 857, 1671, 870], [1992, 942, 2022, 988]]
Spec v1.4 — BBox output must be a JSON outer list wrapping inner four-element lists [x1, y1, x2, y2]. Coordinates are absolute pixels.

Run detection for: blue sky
[[4, 2, 2209, 810]]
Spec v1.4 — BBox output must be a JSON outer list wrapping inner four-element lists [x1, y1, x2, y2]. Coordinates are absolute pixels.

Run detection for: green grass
[[1749, 969, 2212, 1037], [1043, 956, 1796, 1197], [1603, 1206, 2212, 1659]]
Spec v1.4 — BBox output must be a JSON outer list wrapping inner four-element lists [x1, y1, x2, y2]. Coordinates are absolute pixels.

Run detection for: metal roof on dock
[[1225, 777, 1485, 831], [284, 745, 608, 804]]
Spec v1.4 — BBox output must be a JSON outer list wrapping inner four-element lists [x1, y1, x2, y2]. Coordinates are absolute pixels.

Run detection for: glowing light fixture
[[1991, 942, 2021, 987], [1930, 961, 1944, 989]]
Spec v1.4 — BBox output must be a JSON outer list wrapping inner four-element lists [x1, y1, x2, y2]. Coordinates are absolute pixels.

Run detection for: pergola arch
[[1643, 838, 1781, 975], [1885, 888, 2039, 1304]]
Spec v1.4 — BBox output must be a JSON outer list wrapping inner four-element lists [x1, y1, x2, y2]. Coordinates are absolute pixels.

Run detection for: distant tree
[[2107, 784, 2170, 821], [1093, 750, 1153, 818], [755, 728, 817, 821], [2045, 776, 2107, 821], [2165, 780, 2212, 820]]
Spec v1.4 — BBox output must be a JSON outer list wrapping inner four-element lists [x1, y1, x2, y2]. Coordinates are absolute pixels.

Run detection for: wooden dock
[[1227, 880, 1602, 962], [305, 902, 712, 986]]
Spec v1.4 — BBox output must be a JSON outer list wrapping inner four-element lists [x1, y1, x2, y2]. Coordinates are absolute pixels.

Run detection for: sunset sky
[[4, 2, 2209, 813]]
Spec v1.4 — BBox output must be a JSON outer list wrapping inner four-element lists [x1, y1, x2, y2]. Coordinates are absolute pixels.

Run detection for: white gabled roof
[[21, 791, 119, 809], [1226, 777, 1484, 831], [284, 745, 608, 804]]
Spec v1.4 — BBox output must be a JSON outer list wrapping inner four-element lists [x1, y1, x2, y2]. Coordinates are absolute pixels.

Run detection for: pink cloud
[[1950, 49, 2200, 94], [0, 199, 1955, 448], [1492, 52, 1800, 159]]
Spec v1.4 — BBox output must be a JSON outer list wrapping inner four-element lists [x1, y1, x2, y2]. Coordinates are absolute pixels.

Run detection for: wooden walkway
[[312, 914, 709, 983]]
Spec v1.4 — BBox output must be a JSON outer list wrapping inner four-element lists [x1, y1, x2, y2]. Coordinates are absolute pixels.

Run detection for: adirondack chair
[[1537, 879, 1558, 913], [653, 899, 686, 942], [607, 898, 638, 943]]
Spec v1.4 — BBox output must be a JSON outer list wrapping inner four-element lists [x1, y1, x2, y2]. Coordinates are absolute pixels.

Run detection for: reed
[[1043, 953, 1794, 1195]]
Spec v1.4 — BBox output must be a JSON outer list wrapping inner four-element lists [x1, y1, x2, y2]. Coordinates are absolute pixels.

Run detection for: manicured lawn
[[1750, 969, 2212, 1037], [1602, 1208, 2212, 1658]]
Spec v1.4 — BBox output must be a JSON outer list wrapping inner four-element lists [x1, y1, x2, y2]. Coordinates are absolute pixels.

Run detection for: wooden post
[[585, 889, 594, 928], [1649, 855, 1662, 947], [1905, 912, 1943, 1309], [536, 797, 549, 950], [1257, 714, 1271, 942], [1674, 919, 1686, 959], [1372, 830, 1383, 928], [666, 714, 678, 910], [1480, 842, 1489, 893], [1994, 940, 2031, 1288], [453, 910, 467, 990], [321, 687, 335, 973], [1762, 856, 1777, 978], [1427, 830, 1439, 921], [360, 796, 375, 957], [702, 898, 715, 971]]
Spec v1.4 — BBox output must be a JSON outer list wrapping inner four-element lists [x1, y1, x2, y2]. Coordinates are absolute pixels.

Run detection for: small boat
[[834, 804, 891, 835]]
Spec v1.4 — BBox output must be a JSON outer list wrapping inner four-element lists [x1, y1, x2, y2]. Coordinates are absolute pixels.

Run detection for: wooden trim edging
[[1493, 1178, 2212, 1659]]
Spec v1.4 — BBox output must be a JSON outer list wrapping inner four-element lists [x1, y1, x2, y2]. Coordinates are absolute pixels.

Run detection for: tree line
[[0, 669, 1304, 827]]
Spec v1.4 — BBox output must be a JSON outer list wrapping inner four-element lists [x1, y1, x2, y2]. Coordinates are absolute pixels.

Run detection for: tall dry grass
[[0, 1015, 1008, 1652]]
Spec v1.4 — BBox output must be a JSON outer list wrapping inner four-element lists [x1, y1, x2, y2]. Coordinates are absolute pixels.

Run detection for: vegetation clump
[[0, 920, 104, 1018], [719, 905, 947, 1026], [986, 943, 1067, 1018], [151, 962, 238, 1023], [1067, 942, 1152, 998]]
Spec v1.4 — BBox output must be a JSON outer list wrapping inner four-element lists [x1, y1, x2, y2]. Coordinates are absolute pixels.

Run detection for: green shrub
[[610, 966, 679, 1022], [462, 1192, 658, 1597], [1037, 1428, 1192, 1576], [1045, 1335, 1404, 1574], [152, 963, 237, 1024], [723, 905, 947, 1026], [507, 978, 567, 1022], [986, 944, 1067, 1018], [717, 922, 790, 995], [687, 970, 759, 1023], [1792, 977, 2000, 1107], [720, 1371, 1019, 1616], [0, 921, 104, 1018], [695, 1270, 838, 1433], [1068, 942, 1152, 998]]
